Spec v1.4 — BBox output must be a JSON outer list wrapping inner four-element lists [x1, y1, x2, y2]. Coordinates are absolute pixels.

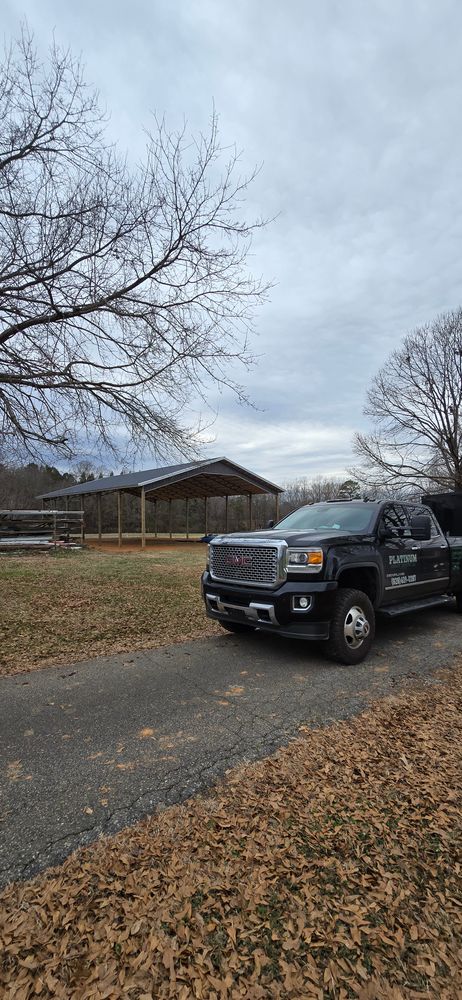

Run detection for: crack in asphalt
[[0, 705, 398, 883], [1, 616, 460, 886], [0, 717, 290, 883], [0, 747, 250, 883]]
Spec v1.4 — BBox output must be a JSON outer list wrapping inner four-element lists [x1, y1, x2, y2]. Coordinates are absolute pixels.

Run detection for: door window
[[380, 504, 410, 538]]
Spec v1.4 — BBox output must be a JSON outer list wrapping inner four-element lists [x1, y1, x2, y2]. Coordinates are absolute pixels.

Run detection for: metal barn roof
[[39, 457, 283, 502]]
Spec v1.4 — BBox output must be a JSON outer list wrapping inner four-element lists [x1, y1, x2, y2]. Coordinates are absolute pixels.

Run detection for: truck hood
[[210, 529, 369, 548]]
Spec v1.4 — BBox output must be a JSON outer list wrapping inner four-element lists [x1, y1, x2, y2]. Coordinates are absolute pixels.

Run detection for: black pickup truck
[[202, 498, 462, 664]]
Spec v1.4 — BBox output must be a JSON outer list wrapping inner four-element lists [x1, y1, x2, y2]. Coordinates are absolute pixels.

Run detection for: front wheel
[[325, 588, 375, 665], [455, 593, 462, 613], [219, 620, 256, 634]]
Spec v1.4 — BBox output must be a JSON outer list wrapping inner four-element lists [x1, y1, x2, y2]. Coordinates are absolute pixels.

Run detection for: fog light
[[292, 595, 312, 612]]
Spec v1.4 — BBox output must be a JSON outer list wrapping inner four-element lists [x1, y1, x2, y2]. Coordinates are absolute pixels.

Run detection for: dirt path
[[86, 538, 205, 554]]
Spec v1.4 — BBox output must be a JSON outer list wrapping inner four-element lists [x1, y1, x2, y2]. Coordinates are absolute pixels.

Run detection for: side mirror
[[266, 519, 275, 529], [410, 514, 431, 541]]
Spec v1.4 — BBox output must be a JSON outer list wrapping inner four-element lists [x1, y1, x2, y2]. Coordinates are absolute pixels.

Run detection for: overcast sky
[[4, 0, 462, 485]]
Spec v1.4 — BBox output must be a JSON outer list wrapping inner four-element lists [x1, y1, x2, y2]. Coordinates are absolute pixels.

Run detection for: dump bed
[[422, 491, 462, 536]]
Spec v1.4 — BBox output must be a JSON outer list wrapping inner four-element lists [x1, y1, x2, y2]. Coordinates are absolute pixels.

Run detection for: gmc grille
[[210, 543, 279, 587]]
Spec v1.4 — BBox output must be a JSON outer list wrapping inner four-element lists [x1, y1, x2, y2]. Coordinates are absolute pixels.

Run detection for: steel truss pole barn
[[38, 458, 284, 545]]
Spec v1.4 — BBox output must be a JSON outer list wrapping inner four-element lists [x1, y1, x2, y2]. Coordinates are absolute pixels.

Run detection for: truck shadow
[[219, 603, 459, 669]]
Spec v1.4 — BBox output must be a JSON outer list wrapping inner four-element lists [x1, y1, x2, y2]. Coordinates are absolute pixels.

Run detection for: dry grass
[[0, 546, 218, 676], [0, 665, 461, 999]]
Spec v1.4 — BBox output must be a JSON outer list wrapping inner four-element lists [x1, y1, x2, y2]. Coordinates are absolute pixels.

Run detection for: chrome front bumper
[[205, 592, 279, 625]]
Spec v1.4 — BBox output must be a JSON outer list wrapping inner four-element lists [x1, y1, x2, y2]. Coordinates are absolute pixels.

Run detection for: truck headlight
[[287, 548, 323, 571]]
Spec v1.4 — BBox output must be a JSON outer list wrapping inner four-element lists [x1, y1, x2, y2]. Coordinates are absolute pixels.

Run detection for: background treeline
[[0, 463, 361, 534]]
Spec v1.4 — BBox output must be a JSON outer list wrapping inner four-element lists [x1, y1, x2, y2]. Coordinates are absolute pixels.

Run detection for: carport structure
[[39, 457, 283, 547]]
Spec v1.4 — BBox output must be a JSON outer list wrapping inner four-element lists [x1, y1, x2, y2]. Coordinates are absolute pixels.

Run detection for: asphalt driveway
[[0, 605, 460, 887]]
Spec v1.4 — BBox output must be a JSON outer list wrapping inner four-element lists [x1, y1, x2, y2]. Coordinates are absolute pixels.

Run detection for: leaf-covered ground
[[1, 665, 461, 999], [0, 547, 218, 676]]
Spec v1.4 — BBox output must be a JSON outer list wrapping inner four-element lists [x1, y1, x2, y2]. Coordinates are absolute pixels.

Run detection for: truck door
[[407, 504, 450, 596], [378, 503, 424, 604]]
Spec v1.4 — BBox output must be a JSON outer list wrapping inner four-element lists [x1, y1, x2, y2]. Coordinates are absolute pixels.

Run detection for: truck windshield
[[275, 503, 375, 533]]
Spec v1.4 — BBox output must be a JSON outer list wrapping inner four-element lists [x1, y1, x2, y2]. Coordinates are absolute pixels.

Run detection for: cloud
[[4, 0, 462, 481], [199, 412, 355, 483]]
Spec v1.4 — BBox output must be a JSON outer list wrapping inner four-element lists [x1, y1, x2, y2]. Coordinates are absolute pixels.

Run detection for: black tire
[[219, 620, 256, 634], [324, 588, 375, 665], [455, 593, 462, 613]]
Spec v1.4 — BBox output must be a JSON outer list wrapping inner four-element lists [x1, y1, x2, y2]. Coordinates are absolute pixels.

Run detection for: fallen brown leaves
[[0, 547, 218, 676], [1, 668, 462, 999]]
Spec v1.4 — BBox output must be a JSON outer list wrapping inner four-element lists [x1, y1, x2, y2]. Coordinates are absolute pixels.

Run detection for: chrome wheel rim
[[344, 605, 370, 649]]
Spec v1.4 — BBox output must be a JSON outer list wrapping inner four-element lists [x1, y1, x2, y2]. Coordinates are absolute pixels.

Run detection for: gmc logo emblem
[[226, 554, 252, 567]]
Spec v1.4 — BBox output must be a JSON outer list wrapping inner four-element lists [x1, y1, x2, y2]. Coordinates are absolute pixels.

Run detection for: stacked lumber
[[0, 510, 83, 549]]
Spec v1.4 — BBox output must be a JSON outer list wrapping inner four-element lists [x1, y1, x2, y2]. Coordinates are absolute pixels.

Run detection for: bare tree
[[280, 475, 350, 514], [352, 309, 462, 492], [0, 29, 267, 461]]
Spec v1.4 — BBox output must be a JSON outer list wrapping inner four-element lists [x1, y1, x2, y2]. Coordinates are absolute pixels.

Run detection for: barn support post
[[97, 494, 102, 541], [117, 491, 122, 548], [248, 493, 253, 531], [80, 495, 85, 544], [141, 487, 146, 549], [275, 493, 280, 523], [185, 497, 189, 540], [154, 500, 158, 537], [225, 495, 229, 532], [204, 496, 208, 535], [169, 499, 173, 539]]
